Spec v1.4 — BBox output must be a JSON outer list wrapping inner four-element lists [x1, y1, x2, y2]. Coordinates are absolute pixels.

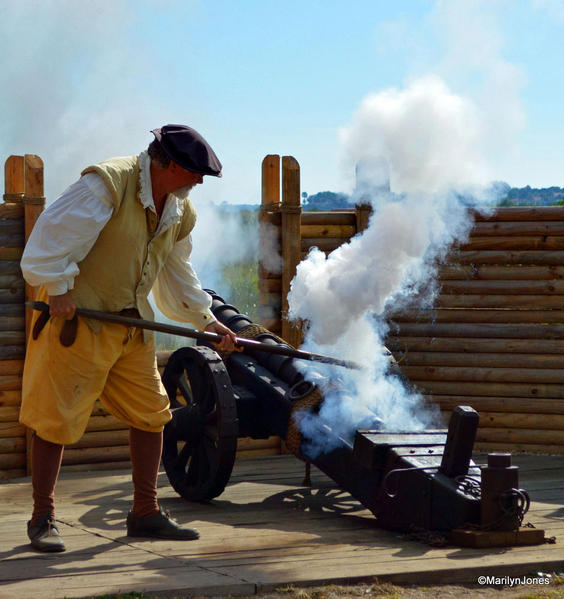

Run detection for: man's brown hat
[[151, 124, 222, 177]]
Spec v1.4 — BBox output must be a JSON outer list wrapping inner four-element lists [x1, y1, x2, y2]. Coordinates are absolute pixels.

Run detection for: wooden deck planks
[[1, 566, 254, 599], [0, 454, 563, 598]]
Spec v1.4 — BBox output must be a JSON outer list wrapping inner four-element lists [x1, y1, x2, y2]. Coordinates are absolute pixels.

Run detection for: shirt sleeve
[[152, 234, 217, 329], [20, 173, 114, 296]]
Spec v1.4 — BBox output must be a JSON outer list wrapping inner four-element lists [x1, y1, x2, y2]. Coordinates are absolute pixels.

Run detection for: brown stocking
[[31, 434, 64, 523], [129, 427, 162, 517]]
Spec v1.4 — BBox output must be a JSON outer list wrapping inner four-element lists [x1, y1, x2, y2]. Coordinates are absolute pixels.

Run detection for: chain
[[454, 474, 482, 498]]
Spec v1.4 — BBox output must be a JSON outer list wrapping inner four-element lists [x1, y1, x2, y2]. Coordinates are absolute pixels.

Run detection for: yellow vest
[[72, 155, 196, 338]]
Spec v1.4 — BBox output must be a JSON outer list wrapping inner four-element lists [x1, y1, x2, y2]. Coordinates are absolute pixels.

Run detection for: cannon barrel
[[206, 290, 305, 386]]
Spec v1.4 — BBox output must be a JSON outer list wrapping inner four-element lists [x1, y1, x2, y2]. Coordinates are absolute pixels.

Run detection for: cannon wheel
[[161, 346, 238, 501]]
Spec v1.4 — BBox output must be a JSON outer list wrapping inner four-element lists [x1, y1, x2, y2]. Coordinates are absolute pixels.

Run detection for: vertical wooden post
[[3, 156, 27, 477], [3, 155, 26, 346], [4, 156, 25, 203], [3, 155, 26, 333], [23, 155, 45, 341], [23, 155, 45, 240], [261, 154, 280, 211], [258, 155, 282, 334], [23, 155, 45, 475], [281, 156, 302, 347], [258, 155, 282, 454]]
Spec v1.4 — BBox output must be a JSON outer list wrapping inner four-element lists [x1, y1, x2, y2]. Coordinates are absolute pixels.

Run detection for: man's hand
[[205, 320, 240, 352], [48, 292, 76, 320]]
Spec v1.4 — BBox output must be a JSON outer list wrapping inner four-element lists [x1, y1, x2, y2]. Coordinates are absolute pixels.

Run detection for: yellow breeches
[[20, 296, 171, 446]]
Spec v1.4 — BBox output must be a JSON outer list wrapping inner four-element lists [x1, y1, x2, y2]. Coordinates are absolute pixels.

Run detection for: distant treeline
[[496, 183, 564, 206], [219, 184, 564, 214], [301, 191, 354, 211], [217, 191, 355, 212], [301, 186, 564, 209]]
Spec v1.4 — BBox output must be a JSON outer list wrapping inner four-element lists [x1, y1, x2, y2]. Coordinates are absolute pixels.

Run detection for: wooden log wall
[[258, 155, 564, 455], [5, 152, 562, 479], [387, 206, 564, 454]]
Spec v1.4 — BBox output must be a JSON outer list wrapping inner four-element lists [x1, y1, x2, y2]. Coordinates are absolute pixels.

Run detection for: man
[[19, 124, 237, 552]]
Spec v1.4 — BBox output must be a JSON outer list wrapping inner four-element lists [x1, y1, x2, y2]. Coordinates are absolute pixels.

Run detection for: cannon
[[27, 298, 538, 541], [160, 291, 539, 543]]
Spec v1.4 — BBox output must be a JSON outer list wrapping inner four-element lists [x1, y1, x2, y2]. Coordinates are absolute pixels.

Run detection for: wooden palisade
[[259, 154, 564, 455]]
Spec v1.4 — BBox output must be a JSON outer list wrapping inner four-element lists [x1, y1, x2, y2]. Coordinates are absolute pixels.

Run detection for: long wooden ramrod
[[27, 301, 361, 370]]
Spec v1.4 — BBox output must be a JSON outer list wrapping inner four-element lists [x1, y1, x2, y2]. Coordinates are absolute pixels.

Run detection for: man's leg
[[126, 426, 199, 540], [102, 329, 199, 539], [129, 427, 161, 517], [27, 434, 66, 552]]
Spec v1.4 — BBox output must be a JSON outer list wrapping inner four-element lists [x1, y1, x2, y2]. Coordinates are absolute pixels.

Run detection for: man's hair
[[147, 139, 171, 168]]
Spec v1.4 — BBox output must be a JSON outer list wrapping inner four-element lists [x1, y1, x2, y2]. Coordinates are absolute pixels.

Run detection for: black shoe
[[27, 515, 66, 553], [126, 508, 200, 540]]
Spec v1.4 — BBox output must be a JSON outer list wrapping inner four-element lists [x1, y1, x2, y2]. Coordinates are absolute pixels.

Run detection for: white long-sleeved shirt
[[20, 152, 215, 329]]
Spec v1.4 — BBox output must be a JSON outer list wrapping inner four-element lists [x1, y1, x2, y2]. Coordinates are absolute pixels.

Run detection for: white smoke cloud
[[0, 1, 141, 197], [289, 122, 484, 455], [431, 0, 526, 170], [291, 76, 487, 348], [1, 1, 257, 328], [189, 199, 258, 296], [289, 1, 522, 457], [292, 315, 441, 460], [258, 220, 283, 275], [340, 76, 487, 195], [0, 0, 204, 203]]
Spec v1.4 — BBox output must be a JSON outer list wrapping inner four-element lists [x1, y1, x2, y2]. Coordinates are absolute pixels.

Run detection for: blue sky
[[1, 0, 564, 205]]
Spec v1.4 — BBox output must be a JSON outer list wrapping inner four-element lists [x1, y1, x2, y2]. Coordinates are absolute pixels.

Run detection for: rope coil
[[23, 196, 46, 205], [259, 203, 280, 213], [3, 193, 24, 203], [280, 205, 302, 214]]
